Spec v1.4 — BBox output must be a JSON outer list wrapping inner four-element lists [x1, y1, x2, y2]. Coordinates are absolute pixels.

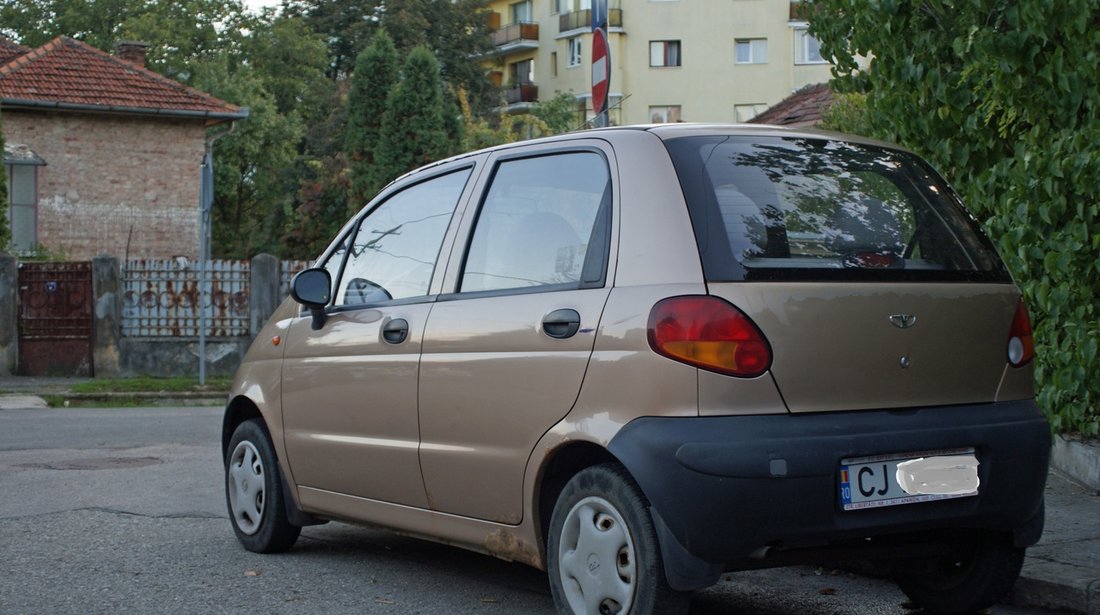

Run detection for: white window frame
[[510, 58, 535, 85], [793, 27, 827, 65], [735, 38, 768, 65], [734, 103, 768, 123], [568, 37, 582, 67], [649, 105, 682, 123], [649, 40, 682, 67], [510, 0, 533, 24]]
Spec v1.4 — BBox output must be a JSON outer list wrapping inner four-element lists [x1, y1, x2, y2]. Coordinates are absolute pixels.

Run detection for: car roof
[[387, 123, 910, 187]]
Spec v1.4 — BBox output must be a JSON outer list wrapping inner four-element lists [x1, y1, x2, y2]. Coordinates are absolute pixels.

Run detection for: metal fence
[[120, 258, 312, 339], [122, 259, 250, 337], [280, 260, 311, 300]]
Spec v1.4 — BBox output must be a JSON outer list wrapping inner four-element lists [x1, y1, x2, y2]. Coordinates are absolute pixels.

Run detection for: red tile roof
[[0, 36, 28, 66], [0, 36, 246, 121], [750, 82, 834, 128]]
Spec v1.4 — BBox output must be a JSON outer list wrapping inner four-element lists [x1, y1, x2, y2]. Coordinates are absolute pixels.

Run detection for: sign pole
[[590, 0, 610, 128]]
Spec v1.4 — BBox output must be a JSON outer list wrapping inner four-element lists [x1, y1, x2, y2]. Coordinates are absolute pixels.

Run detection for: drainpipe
[[198, 121, 237, 385]]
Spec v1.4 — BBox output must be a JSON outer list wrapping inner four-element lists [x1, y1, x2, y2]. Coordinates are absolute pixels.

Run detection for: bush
[[810, 0, 1099, 434]]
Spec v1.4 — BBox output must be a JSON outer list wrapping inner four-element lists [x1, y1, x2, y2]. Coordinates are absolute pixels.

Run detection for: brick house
[[1, 36, 247, 259]]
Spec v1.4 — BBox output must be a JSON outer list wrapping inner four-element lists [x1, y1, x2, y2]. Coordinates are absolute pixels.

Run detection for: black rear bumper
[[607, 400, 1050, 590]]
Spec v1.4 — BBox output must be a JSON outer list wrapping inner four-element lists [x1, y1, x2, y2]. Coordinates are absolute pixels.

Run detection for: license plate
[[839, 448, 979, 511]]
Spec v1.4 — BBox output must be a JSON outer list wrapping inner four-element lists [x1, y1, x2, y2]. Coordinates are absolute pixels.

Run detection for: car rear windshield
[[664, 135, 1011, 282]]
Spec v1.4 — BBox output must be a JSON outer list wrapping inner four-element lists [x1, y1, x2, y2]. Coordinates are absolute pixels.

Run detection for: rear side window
[[664, 136, 1010, 282], [460, 152, 612, 293]]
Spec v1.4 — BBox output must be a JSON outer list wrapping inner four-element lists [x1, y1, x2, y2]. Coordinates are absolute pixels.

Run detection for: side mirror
[[291, 268, 332, 330]]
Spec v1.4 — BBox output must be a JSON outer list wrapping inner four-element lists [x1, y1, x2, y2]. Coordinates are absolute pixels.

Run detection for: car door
[[418, 143, 617, 523], [280, 164, 477, 508]]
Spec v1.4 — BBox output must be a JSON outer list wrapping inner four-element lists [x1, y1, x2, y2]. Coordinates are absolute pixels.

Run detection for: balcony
[[492, 22, 540, 48], [505, 84, 539, 105], [558, 8, 622, 34]]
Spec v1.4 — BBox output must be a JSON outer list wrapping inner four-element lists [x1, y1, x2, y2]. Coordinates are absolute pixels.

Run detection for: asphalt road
[[0, 406, 1051, 614]]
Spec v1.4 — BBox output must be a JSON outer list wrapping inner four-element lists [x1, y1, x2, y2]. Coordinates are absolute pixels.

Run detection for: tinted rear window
[[664, 136, 1010, 282]]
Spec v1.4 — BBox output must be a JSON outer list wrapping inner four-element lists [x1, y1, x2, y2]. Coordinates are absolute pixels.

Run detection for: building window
[[794, 28, 826, 64], [558, 0, 592, 13], [511, 0, 532, 23], [568, 37, 583, 67], [735, 38, 768, 64], [650, 40, 681, 67], [649, 105, 681, 123], [735, 103, 768, 123], [510, 58, 534, 85], [551, 51, 559, 76], [5, 164, 39, 254]]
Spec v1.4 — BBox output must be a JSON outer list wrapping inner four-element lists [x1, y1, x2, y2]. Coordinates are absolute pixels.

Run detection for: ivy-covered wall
[[811, 1, 1099, 434]]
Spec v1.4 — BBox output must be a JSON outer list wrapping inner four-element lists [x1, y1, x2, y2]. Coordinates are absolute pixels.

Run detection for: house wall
[[2, 110, 205, 260], [486, 0, 837, 125]]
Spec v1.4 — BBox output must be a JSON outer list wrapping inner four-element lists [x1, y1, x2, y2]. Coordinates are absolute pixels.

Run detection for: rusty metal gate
[[17, 262, 94, 376]]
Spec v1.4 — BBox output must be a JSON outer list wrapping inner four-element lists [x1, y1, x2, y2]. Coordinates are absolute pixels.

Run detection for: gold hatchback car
[[223, 125, 1050, 615]]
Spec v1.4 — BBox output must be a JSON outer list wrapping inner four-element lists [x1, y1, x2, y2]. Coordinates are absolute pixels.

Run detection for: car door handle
[[542, 309, 581, 339], [382, 318, 409, 344]]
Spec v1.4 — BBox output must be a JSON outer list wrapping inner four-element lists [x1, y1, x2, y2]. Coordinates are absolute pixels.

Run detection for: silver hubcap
[[228, 441, 265, 535], [558, 496, 637, 615]]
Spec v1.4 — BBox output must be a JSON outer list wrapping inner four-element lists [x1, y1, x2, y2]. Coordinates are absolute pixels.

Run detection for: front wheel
[[893, 531, 1024, 614], [225, 418, 301, 553], [547, 464, 689, 615]]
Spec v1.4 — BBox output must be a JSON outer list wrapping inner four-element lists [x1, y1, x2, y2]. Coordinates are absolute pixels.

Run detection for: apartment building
[[484, 0, 835, 126]]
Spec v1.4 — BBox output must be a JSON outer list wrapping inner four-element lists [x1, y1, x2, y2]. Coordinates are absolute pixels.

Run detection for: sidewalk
[[0, 376, 1098, 612], [1013, 469, 1100, 614], [0, 375, 226, 407]]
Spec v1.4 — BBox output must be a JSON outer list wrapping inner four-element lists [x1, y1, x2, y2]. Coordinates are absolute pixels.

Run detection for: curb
[[66, 391, 228, 401], [1013, 566, 1100, 615], [1052, 435, 1100, 492]]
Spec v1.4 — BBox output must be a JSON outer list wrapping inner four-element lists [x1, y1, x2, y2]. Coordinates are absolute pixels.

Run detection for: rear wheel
[[225, 418, 301, 553], [893, 531, 1024, 614], [547, 464, 688, 615]]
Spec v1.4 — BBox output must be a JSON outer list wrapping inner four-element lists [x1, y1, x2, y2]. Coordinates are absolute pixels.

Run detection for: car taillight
[[647, 296, 772, 378], [1007, 298, 1034, 367]]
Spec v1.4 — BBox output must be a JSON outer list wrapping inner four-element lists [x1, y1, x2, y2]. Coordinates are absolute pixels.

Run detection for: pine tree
[[345, 30, 399, 209], [374, 46, 451, 189]]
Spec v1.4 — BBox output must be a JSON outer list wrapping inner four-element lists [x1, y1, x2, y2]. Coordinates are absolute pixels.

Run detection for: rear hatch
[[663, 134, 1020, 413]]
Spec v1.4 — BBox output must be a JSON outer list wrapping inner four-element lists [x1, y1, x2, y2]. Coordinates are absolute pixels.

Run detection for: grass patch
[[42, 395, 146, 408], [42, 394, 223, 408], [71, 376, 232, 394]]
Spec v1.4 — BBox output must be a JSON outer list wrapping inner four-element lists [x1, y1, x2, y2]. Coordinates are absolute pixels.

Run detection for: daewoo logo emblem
[[889, 314, 918, 329]]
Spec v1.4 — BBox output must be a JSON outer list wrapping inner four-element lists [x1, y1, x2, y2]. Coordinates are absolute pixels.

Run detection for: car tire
[[547, 463, 689, 615], [225, 418, 301, 553], [893, 531, 1024, 614]]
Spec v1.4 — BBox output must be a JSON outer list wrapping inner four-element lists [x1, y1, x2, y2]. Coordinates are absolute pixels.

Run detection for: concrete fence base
[[0, 252, 286, 378]]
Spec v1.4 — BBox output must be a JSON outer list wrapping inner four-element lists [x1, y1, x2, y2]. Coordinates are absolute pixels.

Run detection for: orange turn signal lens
[[647, 296, 771, 377], [272, 335, 282, 346]]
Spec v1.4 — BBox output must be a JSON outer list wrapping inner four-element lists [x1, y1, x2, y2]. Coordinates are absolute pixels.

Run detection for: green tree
[[282, 0, 382, 79], [380, 0, 494, 110], [810, 1, 1100, 434], [345, 31, 399, 208], [0, 109, 8, 251], [0, 0, 146, 48], [243, 16, 331, 116], [374, 46, 451, 190], [0, 0, 253, 83], [530, 91, 581, 136], [191, 53, 305, 258]]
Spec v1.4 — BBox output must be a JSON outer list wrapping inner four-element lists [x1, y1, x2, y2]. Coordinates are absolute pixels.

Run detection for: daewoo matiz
[[223, 125, 1050, 615]]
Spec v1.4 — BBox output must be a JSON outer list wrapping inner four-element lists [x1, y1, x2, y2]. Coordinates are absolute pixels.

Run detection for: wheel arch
[[535, 441, 621, 552], [222, 395, 264, 464]]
